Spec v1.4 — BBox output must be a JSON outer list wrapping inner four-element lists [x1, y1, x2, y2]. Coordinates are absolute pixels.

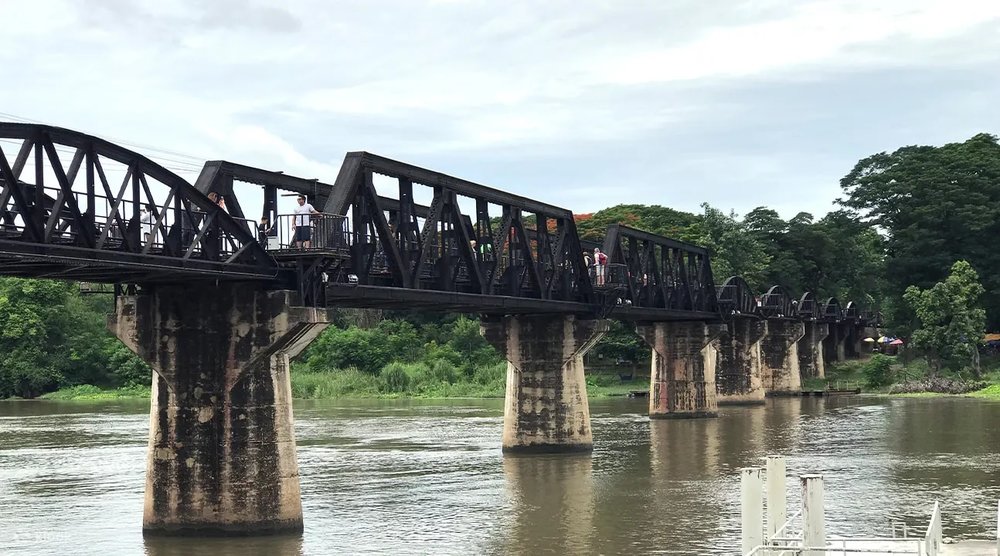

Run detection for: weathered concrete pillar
[[110, 284, 330, 536], [822, 324, 847, 364], [716, 318, 767, 406], [637, 322, 724, 419], [761, 320, 806, 395], [481, 315, 608, 453], [797, 322, 829, 380], [842, 324, 861, 359]]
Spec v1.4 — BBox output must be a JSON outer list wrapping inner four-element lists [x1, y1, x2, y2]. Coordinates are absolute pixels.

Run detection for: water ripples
[[1, 396, 998, 555]]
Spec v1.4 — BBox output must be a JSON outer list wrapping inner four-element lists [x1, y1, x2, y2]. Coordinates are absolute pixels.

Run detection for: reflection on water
[[143, 536, 304, 556], [500, 455, 594, 555], [1, 396, 998, 555]]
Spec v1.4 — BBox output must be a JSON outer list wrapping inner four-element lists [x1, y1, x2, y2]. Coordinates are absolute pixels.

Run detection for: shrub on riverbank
[[862, 354, 894, 388], [827, 354, 1000, 395], [887, 377, 988, 395]]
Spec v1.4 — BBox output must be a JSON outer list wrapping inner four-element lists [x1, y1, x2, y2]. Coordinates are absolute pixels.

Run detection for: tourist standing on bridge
[[293, 195, 320, 249], [258, 216, 273, 244], [594, 247, 607, 286], [207, 191, 227, 212]]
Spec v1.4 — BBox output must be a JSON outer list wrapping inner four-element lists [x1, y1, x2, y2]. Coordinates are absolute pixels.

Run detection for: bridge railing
[[264, 213, 349, 252], [1, 183, 260, 262]]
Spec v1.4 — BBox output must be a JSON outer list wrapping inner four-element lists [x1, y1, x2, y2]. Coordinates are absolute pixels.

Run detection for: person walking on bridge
[[293, 195, 320, 249]]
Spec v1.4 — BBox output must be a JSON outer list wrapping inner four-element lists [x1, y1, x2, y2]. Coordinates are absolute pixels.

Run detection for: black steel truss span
[[716, 276, 758, 317], [600, 224, 719, 315], [760, 285, 796, 319], [797, 292, 818, 319], [323, 151, 596, 305], [821, 297, 843, 322], [0, 123, 276, 282], [710, 276, 875, 325]]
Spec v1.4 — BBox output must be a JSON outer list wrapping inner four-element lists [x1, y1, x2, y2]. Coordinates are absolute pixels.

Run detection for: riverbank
[[26, 373, 644, 401], [824, 356, 1000, 401]]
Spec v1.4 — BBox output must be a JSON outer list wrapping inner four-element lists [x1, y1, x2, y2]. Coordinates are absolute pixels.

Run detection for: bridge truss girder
[[599, 224, 718, 315], [324, 152, 595, 306], [0, 123, 275, 282]]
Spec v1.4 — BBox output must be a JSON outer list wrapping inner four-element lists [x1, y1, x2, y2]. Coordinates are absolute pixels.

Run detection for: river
[[1, 396, 998, 555]]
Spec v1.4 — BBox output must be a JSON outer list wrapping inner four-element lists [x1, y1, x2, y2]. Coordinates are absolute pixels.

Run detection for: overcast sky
[[3, 0, 999, 219]]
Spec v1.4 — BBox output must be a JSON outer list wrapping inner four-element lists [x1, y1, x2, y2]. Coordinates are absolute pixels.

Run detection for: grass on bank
[[39, 384, 151, 400], [29, 364, 645, 401], [967, 384, 1000, 400], [290, 362, 644, 399]]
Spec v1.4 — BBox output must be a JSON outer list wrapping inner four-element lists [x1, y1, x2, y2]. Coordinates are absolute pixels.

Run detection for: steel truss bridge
[[0, 123, 876, 325]]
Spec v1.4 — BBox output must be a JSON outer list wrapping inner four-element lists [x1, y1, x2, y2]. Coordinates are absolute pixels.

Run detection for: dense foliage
[[839, 133, 1000, 330], [0, 278, 148, 399], [294, 315, 507, 396]]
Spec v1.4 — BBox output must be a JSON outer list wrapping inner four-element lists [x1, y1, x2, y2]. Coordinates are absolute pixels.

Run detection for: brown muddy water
[[1, 396, 998, 555]]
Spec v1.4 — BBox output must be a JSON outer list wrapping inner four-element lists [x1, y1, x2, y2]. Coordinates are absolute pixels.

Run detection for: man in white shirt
[[293, 195, 321, 249]]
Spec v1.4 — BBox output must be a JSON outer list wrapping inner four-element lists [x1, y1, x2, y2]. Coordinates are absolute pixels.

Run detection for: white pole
[[801, 474, 826, 556], [765, 455, 787, 541], [995, 499, 998, 556], [742, 467, 765, 555]]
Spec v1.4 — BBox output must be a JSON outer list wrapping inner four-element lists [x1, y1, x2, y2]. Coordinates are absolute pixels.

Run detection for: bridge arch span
[[821, 297, 843, 322], [797, 292, 818, 319], [716, 275, 759, 317], [844, 300, 860, 320], [760, 285, 797, 318], [0, 122, 274, 282]]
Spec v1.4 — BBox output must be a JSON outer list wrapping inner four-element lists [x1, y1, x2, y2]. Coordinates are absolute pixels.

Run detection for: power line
[[0, 111, 207, 171]]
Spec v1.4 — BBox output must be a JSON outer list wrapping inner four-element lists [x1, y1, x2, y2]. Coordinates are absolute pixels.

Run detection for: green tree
[[303, 326, 395, 374], [903, 260, 986, 376], [445, 316, 500, 373], [589, 320, 647, 365], [692, 204, 771, 287], [0, 279, 72, 397], [840, 133, 1000, 329]]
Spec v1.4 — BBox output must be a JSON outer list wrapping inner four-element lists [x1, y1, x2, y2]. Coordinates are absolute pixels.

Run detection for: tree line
[[2, 132, 998, 398]]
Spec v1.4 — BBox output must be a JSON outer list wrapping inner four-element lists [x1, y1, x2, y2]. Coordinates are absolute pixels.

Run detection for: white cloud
[[1, 0, 999, 220], [595, 0, 1000, 86]]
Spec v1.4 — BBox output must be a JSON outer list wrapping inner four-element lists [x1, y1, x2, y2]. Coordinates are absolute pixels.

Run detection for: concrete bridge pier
[[762, 320, 806, 395], [715, 318, 767, 406], [797, 322, 829, 381], [637, 322, 725, 418], [845, 324, 870, 359], [843, 324, 862, 359], [110, 284, 330, 536], [481, 315, 609, 454], [822, 325, 847, 364]]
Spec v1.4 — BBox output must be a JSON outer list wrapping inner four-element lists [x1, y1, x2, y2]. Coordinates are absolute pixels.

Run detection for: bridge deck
[[324, 284, 718, 321]]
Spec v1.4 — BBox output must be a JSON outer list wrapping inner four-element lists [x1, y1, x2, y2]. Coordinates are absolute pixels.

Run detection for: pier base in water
[[797, 322, 829, 382], [111, 285, 329, 536], [481, 315, 608, 454], [637, 321, 724, 419], [716, 318, 767, 406], [762, 320, 806, 396]]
